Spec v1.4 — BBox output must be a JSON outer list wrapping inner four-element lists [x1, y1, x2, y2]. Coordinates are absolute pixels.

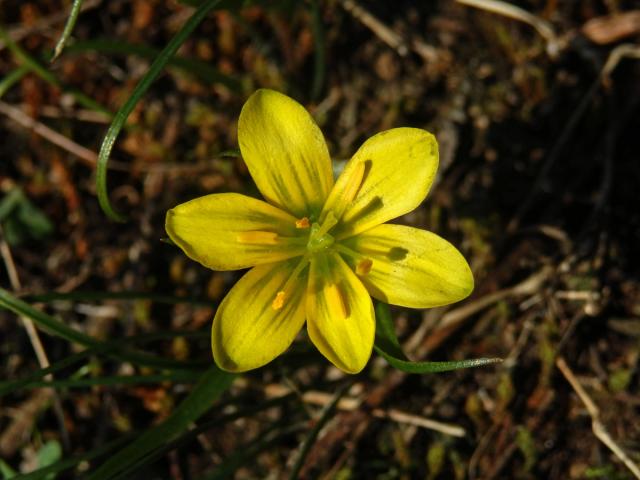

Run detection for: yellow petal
[[344, 224, 474, 308], [166, 193, 305, 271], [323, 128, 438, 239], [306, 252, 375, 374], [212, 258, 307, 372], [238, 89, 334, 219]]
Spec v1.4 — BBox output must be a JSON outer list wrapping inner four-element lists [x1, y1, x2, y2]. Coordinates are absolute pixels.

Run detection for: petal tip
[[337, 359, 368, 375]]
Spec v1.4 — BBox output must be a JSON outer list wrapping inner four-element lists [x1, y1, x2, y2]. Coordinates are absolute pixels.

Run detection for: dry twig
[[0, 101, 101, 169], [0, 225, 69, 453], [556, 356, 640, 479], [339, 0, 408, 56], [265, 384, 466, 437], [455, 0, 562, 56]]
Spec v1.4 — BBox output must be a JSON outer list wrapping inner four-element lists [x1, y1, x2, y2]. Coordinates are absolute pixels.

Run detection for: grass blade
[[0, 26, 110, 115], [0, 288, 207, 371], [11, 372, 201, 391], [25, 290, 213, 306], [0, 348, 95, 397], [374, 346, 504, 373], [96, 0, 224, 221], [109, 393, 295, 479], [86, 368, 234, 480], [52, 0, 84, 61], [0, 66, 29, 99], [287, 383, 349, 479], [374, 303, 503, 373], [65, 39, 240, 90]]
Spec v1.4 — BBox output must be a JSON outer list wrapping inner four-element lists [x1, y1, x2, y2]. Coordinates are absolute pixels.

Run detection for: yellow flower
[[166, 89, 473, 374]]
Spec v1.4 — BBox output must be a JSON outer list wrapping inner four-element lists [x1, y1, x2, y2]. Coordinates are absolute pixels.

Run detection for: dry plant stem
[[602, 43, 640, 86], [0, 101, 129, 171], [438, 266, 552, 330], [0, 226, 69, 449], [339, 0, 440, 63], [0, 101, 232, 175], [0, 101, 99, 168], [468, 420, 502, 480], [21, 104, 111, 124], [455, 0, 560, 55], [0, 228, 50, 376], [300, 267, 552, 474], [339, 0, 409, 56], [264, 385, 466, 437], [556, 356, 640, 479]]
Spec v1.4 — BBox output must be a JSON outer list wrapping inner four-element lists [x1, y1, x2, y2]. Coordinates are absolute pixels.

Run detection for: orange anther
[[356, 258, 373, 275], [295, 217, 310, 229], [272, 291, 286, 310]]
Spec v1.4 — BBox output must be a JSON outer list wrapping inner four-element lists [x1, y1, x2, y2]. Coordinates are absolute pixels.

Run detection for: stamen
[[270, 255, 310, 311], [356, 258, 373, 275], [295, 217, 310, 229], [325, 283, 348, 319], [236, 231, 279, 245], [341, 161, 366, 205], [335, 244, 373, 275], [272, 291, 285, 310]]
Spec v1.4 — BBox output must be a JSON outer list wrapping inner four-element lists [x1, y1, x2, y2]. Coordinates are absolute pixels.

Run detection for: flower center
[[306, 212, 338, 253]]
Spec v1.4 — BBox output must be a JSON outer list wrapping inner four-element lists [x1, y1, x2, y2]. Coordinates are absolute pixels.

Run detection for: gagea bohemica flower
[[166, 89, 473, 374]]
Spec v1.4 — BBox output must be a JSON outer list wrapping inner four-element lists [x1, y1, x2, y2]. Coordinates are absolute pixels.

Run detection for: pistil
[[306, 212, 338, 253]]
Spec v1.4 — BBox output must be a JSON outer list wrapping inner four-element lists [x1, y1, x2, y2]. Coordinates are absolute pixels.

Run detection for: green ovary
[[307, 230, 335, 252], [306, 212, 339, 254]]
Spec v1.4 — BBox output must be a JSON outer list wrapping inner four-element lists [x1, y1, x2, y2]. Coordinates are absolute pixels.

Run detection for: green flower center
[[306, 212, 338, 254]]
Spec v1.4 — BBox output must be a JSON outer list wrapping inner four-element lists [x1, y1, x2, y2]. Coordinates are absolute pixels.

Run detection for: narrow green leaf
[[25, 290, 212, 306], [0, 348, 95, 397], [374, 347, 503, 373], [15, 194, 53, 240], [374, 302, 407, 360], [65, 39, 240, 90], [12, 372, 200, 391], [0, 330, 208, 398], [374, 302, 502, 373], [0, 26, 110, 115], [52, 0, 84, 61], [0, 288, 206, 371], [0, 189, 23, 221], [0, 287, 97, 345], [0, 459, 17, 479], [0, 66, 29, 99], [87, 368, 234, 480], [288, 383, 349, 480], [96, 0, 224, 221], [109, 393, 295, 479], [0, 188, 53, 245]]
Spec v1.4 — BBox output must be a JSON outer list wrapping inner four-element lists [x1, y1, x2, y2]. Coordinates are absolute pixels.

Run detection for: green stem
[[52, 0, 84, 61], [96, 0, 224, 221]]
